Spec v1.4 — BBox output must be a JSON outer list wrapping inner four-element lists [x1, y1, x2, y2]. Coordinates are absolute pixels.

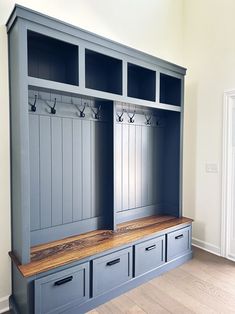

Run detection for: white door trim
[[221, 89, 235, 261]]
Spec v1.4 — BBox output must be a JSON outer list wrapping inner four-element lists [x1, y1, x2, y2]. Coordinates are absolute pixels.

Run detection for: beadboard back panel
[[28, 89, 113, 245], [115, 103, 180, 223]]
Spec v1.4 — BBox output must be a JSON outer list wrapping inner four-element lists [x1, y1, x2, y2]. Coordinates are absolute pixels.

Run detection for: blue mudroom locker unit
[[7, 5, 193, 314]]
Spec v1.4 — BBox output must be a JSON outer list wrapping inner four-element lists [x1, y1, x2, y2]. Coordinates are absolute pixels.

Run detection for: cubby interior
[[27, 31, 79, 85], [85, 49, 122, 95], [28, 87, 113, 245], [115, 103, 180, 223], [127, 63, 156, 101], [160, 73, 181, 106]]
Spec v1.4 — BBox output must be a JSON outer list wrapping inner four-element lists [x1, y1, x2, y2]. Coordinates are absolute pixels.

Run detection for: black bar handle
[[175, 234, 184, 240], [145, 244, 156, 251], [106, 258, 120, 266], [54, 276, 73, 286]]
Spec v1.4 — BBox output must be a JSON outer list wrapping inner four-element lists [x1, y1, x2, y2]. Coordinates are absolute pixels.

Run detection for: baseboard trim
[[192, 237, 221, 256], [0, 295, 9, 314], [226, 253, 235, 262]]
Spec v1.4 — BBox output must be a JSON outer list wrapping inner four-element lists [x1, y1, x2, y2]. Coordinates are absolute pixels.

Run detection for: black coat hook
[[145, 114, 152, 125], [29, 94, 37, 112], [116, 109, 124, 122], [127, 110, 136, 123], [77, 102, 86, 118], [90, 105, 101, 120], [48, 98, 57, 114]]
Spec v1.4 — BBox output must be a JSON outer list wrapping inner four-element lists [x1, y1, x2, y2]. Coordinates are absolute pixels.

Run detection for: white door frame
[[221, 90, 235, 261]]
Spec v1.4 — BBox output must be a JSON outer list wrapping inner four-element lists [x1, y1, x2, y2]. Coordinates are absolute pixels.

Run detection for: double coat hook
[[90, 105, 101, 120], [127, 110, 136, 123], [145, 114, 152, 125], [116, 109, 124, 122], [47, 98, 57, 114], [76, 103, 86, 118], [29, 94, 37, 112]]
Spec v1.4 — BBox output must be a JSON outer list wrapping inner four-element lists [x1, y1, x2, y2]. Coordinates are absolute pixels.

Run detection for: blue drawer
[[34, 262, 89, 314], [167, 226, 191, 261], [134, 235, 165, 277], [92, 247, 132, 297]]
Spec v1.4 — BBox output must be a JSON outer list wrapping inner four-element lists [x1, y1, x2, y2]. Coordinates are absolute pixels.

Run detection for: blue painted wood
[[122, 124, 129, 211], [51, 117, 63, 226], [167, 226, 191, 261], [129, 125, 136, 209], [7, 6, 189, 312], [134, 235, 165, 277], [92, 247, 133, 297], [35, 262, 89, 314], [29, 114, 40, 231], [62, 118, 73, 224], [39, 116, 52, 229], [135, 125, 142, 208], [82, 120, 91, 219], [9, 20, 31, 264], [6, 6, 187, 76], [31, 216, 105, 245], [115, 123, 122, 212], [10, 251, 192, 314], [141, 126, 148, 207], [72, 119, 82, 221]]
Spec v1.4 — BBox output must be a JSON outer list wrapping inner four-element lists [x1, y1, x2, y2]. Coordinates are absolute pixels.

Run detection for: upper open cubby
[[27, 31, 79, 85], [160, 73, 181, 106], [127, 63, 156, 101], [85, 49, 122, 95]]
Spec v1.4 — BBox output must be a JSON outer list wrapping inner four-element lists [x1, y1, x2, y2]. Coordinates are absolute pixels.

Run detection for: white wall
[[0, 0, 184, 311], [183, 0, 235, 254]]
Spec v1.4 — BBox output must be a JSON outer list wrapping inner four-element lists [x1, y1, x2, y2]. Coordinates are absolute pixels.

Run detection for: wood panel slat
[[10, 215, 193, 277]]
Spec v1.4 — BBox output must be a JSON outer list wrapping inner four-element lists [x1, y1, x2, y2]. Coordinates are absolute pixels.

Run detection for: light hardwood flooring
[[88, 247, 235, 314]]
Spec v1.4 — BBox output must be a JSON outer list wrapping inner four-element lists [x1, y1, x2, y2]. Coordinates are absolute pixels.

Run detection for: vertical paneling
[[51, 117, 63, 226], [92, 122, 107, 218], [39, 116, 52, 228], [148, 126, 154, 205], [135, 125, 142, 208], [122, 124, 129, 210], [129, 125, 136, 209], [115, 123, 122, 211], [152, 127, 157, 205], [82, 120, 91, 219], [72, 119, 82, 221], [29, 107, 109, 235], [156, 127, 165, 204], [91, 121, 99, 218], [62, 118, 73, 224], [141, 126, 148, 207], [29, 114, 40, 231]]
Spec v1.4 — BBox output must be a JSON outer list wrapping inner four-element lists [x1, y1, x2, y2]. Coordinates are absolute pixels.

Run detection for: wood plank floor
[[88, 247, 235, 314]]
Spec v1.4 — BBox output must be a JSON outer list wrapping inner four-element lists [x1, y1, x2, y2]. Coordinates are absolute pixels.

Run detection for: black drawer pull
[[175, 234, 184, 240], [145, 244, 156, 251], [106, 258, 120, 266], [54, 276, 73, 286]]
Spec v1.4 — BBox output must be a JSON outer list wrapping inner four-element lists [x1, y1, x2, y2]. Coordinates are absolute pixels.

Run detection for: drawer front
[[167, 226, 191, 261], [134, 235, 165, 277], [92, 247, 132, 297], [35, 262, 89, 314]]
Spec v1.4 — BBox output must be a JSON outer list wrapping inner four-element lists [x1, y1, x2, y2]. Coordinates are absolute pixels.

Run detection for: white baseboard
[[192, 237, 221, 256], [226, 253, 235, 262], [0, 295, 9, 314]]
